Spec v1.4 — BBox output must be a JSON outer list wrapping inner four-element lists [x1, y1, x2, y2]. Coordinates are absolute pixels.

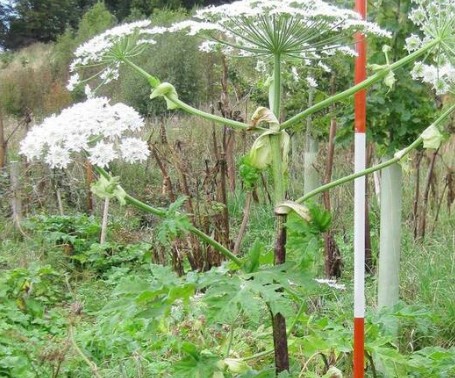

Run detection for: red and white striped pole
[[354, 0, 367, 377]]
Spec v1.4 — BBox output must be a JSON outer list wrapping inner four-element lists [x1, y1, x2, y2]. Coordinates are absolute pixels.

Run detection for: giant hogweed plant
[[20, 0, 455, 375]]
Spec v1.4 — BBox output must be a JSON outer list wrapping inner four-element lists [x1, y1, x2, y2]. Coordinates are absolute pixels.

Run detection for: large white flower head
[[406, 0, 455, 95], [68, 20, 166, 90], [20, 98, 150, 169], [169, 0, 390, 60]]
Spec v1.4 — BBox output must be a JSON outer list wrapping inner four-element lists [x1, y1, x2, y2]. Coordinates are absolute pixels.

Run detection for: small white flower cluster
[[170, 0, 390, 59], [406, 0, 455, 95], [314, 278, 346, 291], [411, 62, 455, 95], [20, 98, 150, 169], [67, 20, 166, 91], [306, 76, 318, 88]]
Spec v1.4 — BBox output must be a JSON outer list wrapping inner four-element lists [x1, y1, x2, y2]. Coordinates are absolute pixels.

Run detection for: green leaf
[[242, 239, 264, 273], [203, 267, 294, 324], [173, 342, 222, 377], [239, 155, 261, 190], [156, 196, 192, 244]]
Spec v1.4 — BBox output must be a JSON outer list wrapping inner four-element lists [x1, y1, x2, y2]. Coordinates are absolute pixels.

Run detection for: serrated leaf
[[242, 239, 264, 273], [156, 196, 192, 244]]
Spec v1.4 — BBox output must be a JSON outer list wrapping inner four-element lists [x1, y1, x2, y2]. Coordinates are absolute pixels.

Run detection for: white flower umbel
[[306, 76, 318, 88], [407, 0, 455, 95], [170, 0, 390, 60], [20, 98, 150, 169], [68, 20, 165, 90]]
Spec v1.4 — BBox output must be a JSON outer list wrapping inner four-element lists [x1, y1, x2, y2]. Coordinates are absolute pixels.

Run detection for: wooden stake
[[100, 198, 110, 244], [418, 149, 439, 240], [10, 161, 22, 229], [86, 160, 94, 215], [0, 109, 5, 169]]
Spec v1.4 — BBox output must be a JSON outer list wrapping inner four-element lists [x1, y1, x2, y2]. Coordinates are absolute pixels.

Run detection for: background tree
[[3, 0, 81, 49], [0, 2, 13, 47]]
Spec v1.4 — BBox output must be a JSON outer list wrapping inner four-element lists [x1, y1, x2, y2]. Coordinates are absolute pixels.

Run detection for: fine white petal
[[170, 0, 390, 63], [20, 98, 147, 168], [408, 0, 455, 95], [88, 141, 117, 167]]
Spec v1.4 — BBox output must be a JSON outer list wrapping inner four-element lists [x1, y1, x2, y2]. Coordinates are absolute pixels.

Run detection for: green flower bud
[[248, 132, 272, 169], [248, 129, 290, 170], [150, 82, 179, 110], [421, 124, 443, 149], [384, 70, 395, 91], [91, 176, 127, 205]]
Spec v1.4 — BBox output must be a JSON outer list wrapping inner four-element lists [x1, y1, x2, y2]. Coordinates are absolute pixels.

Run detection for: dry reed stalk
[[323, 118, 342, 278], [418, 148, 439, 240]]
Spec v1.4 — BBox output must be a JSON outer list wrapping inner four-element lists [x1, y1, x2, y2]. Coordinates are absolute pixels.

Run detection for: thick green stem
[[270, 53, 290, 374], [123, 58, 253, 131], [188, 226, 242, 266], [296, 103, 455, 204], [93, 167, 242, 267], [270, 53, 285, 204], [303, 90, 319, 196], [280, 39, 440, 131], [272, 54, 281, 118], [167, 95, 255, 131], [270, 136, 285, 204], [123, 58, 160, 88], [297, 138, 421, 204]]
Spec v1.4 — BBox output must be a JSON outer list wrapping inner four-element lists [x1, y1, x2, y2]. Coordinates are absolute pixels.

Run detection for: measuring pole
[[354, 0, 367, 377]]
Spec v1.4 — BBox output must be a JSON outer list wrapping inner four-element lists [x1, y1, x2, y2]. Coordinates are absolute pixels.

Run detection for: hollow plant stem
[[93, 166, 242, 267], [296, 102, 455, 204], [123, 58, 253, 131], [270, 52, 290, 374]]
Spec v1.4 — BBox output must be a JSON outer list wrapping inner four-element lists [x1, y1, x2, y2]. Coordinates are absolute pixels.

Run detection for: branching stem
[[296, 103, 455, 204], [93, 166, 242, 267], [123, 58, 254, 131], [280, 39, 440, 131]]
